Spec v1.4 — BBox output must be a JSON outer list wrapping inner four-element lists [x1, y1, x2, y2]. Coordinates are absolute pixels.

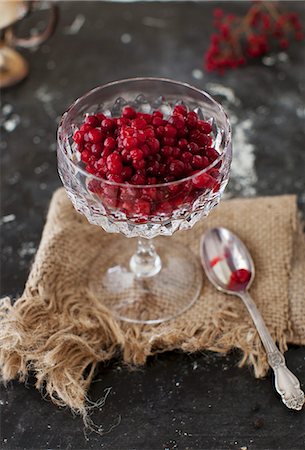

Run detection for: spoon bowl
[[200, 227, 255, 294]]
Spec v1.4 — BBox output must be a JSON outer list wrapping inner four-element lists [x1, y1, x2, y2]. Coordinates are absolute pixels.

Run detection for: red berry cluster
[[228, 268, 252, 291], [205, 2, 304, 73], [72, 105, 223, 219]]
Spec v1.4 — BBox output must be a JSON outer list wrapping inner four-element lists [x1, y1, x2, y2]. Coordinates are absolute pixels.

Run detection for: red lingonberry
[[130, 148, 144, 161], [178, 138, 188, 150], [134, 199, 151, 215], [163, 137, 176, 146], [80, 123, 92, 133], [188, 142, 199, 153], [123, 136, 138, 150], [147, 138, 160, 153], [91, 143, 103, 157], [73, 130, 84, 144], [152, 110, 163, 119], [155, 126, 165, 138], [152, 116, 166, 127], [199, 121, 213, 134], [173, 105, 187, 116], [169, 160, 185, 177], [192, 172, 215, 189], [131, 118, 147, 130], [106, 152, 123, 175], [131, 174, 146, 185], [186, 111, 198, 128], [147, 161, 160, 176], [107, 174, 123, 183], [144, 127, 155, 139], [168, 114, 185, 129], [147, 177, 157, 185], [132, 159, 146, 170], [96, 113, 106, 122], [122, 106, 137, 119], [85, 115, 99, 127], [81, 150, 90, 163], [192, 155, 209, 169], [85, 164, 96, 174], [121, 166, 133, 180], [117, 118, 129, 127], [104, 136, 116, 151], [88, 128, 103, 143], [164, 125, 177, 138], [101, 118, 114, 130], [181, 151, 193, 163]]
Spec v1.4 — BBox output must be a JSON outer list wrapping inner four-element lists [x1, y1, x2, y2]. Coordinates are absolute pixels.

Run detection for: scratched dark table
[[1, 2, 305, 449]]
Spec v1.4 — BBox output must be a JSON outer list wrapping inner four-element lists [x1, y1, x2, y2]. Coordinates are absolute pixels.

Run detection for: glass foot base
[[89, 239, 202, 324]]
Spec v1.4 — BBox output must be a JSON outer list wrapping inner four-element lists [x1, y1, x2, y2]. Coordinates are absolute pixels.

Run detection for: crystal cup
[[57, 78, 232, 324]]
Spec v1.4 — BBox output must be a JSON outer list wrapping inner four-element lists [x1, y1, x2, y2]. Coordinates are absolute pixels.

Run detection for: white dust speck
[[35, 85, 59, 118], [296, 106, 305, 118], [47, 60, 56, 70], [262, 55, 276, 66], [192, 361, 198, 370], [0, 214, 16, 225], [263, 52, 289, 65], [192, 69, 203, 80], [3, 438, 7, 443], [19, 242, 36, 258], [230, 116, 257, 196], [256, 105, 269, 115], [142, 16, 167, 28], [49, 142, 57, 152], [274, 116, 284, 125], [2, 104, 13, 116], [3, 115, 20, 132], [278, 52, 288, 62], [175, 382, 180, 387], [33, 136, 41, 144], [206, 83, 240, 106], [64, 14, 85, 35], [47, 424, 51, 429], [121, 33, 132, 44], [0, 400, 4, 405], [35, 85, 55, 103], [8, 172, 20, 185], [34, 162, 49, 174]]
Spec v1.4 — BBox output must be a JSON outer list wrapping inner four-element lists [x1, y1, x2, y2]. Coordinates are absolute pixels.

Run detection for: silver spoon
[[200, 227, 304, 411]]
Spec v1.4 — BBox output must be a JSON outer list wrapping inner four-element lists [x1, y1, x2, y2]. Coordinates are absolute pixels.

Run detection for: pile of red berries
[[205, 2, 304, 73], [72, 105, 222, 218]]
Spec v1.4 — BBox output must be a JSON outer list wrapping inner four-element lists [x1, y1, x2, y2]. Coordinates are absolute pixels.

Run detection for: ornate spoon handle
[[239, 291, 304, 410]]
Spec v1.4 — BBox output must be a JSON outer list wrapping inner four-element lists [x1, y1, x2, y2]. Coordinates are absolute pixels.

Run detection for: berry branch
[[205, 1, 304, 73]]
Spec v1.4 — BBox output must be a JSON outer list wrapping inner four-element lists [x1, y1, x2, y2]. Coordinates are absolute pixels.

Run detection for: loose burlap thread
[[0, 188, 304, 416]]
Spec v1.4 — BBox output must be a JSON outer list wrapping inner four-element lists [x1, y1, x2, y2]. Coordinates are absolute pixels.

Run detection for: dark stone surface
[[1, 2, 305, 449]]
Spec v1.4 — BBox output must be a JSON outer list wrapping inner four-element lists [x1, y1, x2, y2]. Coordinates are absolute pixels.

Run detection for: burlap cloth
[[1, 188, 304, 416]]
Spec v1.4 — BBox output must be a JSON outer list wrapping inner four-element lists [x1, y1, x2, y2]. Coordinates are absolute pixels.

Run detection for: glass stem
[[130, 238, 162, 278]]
